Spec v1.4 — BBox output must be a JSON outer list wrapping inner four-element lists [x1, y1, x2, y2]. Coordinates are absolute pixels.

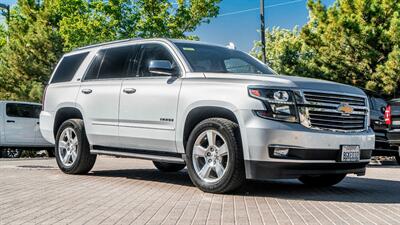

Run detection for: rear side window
[[51, 52, 89, 83], [6, 103, 41, 118], [84, 45, 138, 80]]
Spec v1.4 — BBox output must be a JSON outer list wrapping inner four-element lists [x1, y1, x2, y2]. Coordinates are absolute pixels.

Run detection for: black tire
[[298, 174, 346, 187], [396, 155, 400, 165], [2, 149, 23, 158], [55, 119, 96, 174], [153, 161, 186, 172], [186, 118, 245, 193]]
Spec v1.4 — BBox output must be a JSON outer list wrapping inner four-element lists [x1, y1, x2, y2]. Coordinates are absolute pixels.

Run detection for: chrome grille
[[303, 92, 366, 106], [300, 91, 368, 132]]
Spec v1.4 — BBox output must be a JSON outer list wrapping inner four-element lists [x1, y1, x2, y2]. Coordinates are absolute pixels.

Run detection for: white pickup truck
[[0, 101, 53, 158]]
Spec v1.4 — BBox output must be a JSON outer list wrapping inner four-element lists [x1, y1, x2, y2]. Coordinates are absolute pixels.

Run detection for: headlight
[[249, 88, 298, 122]]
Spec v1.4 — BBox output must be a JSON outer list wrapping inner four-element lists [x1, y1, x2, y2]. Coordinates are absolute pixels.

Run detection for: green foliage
[[58, 0, 220, 51], [0, 0, 220, 101], [251, 27, 320, 77], [253, 0, 400, 96], [0, 0, 63, 102]]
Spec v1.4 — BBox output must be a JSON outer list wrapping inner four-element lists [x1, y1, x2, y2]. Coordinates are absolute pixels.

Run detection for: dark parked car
[[365, 90, 400, 164]]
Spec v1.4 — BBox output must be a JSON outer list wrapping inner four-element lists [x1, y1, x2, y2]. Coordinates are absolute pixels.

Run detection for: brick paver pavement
[[0, 156, 399, 225]]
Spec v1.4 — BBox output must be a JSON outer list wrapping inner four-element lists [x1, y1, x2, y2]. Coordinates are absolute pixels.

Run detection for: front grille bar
[[298, 90, 368, 132]]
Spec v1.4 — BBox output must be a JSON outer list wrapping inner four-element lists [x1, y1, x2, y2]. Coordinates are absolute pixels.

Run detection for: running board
[[90, 146, 185, 164]]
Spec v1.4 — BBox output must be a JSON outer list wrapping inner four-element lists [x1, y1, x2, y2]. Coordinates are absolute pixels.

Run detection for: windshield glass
[[174, 42, 275, 74]]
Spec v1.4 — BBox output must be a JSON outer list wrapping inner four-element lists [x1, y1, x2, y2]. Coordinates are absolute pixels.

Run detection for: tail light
[[384, 105, 391, 125], [41, 84, 48, 110]]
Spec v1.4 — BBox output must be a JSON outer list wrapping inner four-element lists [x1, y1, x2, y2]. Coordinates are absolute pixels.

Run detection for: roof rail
[[74, 38, 142, 51]]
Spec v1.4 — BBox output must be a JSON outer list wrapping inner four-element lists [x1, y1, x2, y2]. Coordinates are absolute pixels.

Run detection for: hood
[[203, 73, 366, 96]]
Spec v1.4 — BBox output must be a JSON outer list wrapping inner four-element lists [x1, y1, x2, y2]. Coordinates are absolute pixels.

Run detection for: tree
[[58, 0, 220, 51], [252, 0, 400, 96], [0, 0, 221, 101], [251, 27, 320, 78], [0, 0, 63, 101]]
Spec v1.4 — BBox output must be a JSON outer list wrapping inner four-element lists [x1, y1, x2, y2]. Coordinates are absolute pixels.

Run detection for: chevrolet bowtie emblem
[[338, 103, 353, 114]]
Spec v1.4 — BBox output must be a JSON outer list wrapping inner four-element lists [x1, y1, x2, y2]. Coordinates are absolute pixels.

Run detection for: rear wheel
[[153, 161, 186, 172], [396, 154, 400, 165], [186, 118, 245, 193], [299, 174, 346, 187], [55, 119, 96, 174]]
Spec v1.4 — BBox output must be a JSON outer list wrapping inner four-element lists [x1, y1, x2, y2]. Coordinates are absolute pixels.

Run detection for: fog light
[[273, 148, 289, 157]]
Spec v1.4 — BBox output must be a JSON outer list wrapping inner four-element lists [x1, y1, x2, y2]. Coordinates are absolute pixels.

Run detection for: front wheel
[[298, 174, 346, 187], [153, 161, 186, 172], [186, 118, 245, 193], [55, 119, 96, 174]]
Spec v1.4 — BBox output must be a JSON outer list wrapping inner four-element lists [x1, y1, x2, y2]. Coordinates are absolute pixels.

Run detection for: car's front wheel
[[153, 161, 186, 172], [55, 119, 96, 174], [298, 174, 346, 187], [186, 118, 245, 193]]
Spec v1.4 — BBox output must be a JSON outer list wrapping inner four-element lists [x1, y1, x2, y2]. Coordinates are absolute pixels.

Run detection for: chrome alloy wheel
[[58, 127, 78, 167], [192, 129, 229, 183]]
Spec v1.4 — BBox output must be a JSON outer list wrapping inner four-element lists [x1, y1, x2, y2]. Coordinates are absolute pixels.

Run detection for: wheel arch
[[182, 106, 240, 151], [53, 107, 83, 138]]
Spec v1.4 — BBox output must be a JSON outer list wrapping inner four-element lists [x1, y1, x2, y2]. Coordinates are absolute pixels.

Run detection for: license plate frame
[[340, 145, 360, 162]]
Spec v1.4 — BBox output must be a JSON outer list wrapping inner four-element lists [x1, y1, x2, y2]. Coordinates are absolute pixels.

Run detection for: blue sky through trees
[[1, 0, 335, 51]]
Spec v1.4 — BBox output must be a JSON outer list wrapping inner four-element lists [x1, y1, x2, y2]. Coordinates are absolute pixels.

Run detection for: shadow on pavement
[[91, 169, 194, 187], [91, 168, 400, 204]]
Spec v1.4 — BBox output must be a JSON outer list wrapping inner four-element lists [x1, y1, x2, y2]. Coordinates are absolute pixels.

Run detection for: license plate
[[341, 145, 360, 162]]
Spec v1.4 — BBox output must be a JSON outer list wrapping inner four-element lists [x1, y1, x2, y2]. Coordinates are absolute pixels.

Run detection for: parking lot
[[1, 157, 400, 225]]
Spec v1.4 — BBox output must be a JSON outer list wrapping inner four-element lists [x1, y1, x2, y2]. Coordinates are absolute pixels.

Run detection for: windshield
[[174, 42, 275, 74]]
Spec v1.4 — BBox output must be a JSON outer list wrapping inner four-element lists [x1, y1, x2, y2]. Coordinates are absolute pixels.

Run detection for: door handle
[[6, 120, 15, 123], [123, 88, 136, 94], [81, 89, 92, 94]]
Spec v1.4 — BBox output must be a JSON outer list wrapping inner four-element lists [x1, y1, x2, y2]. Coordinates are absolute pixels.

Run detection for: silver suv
[[40, 38, 375, 193]]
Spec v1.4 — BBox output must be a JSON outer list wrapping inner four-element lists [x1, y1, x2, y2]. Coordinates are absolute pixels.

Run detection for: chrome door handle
[[81, 89, 92, 94], [123, 88, 136, 94]]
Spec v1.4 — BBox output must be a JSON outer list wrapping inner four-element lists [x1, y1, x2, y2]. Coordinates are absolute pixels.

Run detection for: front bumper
[[245, 161, 368, 179], [239, 111, 375, 180]]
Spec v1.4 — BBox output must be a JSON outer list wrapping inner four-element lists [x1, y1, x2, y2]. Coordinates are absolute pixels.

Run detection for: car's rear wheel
[[55, 119, 96, 174], [186, 118, 245, 193], [2, 149, 23, 158], [298, 174, 346, 187], [153, 161, 186, 172]]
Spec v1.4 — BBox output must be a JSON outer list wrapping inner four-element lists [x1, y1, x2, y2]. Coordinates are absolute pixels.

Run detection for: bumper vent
[[300, 91, 368, 132]]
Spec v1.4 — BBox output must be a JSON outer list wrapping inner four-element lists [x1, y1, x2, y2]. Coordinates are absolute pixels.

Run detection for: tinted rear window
[[6, 103, 41, 118], [84, 45, 138, 80], [51, 52, 89, 83]]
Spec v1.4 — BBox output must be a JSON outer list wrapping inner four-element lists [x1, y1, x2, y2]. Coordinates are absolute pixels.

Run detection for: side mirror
[[148, 60, 177, 76]]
